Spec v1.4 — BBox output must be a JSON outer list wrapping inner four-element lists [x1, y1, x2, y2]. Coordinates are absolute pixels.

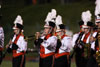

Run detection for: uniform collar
[[61, 34, 67, 39], [44, 34, 52, 40]]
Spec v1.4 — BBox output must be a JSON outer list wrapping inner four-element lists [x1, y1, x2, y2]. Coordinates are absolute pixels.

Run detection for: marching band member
[[6, 15, 27, 67], [34, 9, 57, 67], [73, 10, 93, 67], [90, 0, 100, 41], [54, 15, 72, 67], [0, 5, 4, 64], [72, 21, 84, 67], [87, 0, 100, 67], [94, 0, 100, 27], [79, 10, 93, 67], [0, 25, 4, 65]]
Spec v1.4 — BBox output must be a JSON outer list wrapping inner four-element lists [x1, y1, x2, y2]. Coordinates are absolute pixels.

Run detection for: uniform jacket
[[35, 34, 57, 58], [0, 27, 4, 51], [55, 35, 72, 58], [9, 33, 27, 57]]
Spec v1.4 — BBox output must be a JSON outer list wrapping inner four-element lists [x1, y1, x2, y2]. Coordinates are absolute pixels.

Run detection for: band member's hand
[[6, 40, 12, 48], [9, 40, 12, 45], [89, 36, 95, 42], [35, 32, 40, 39], [6, 44, 10, 49]]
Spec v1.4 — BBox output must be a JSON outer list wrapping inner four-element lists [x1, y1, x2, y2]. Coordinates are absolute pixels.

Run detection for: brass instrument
[[57, 35, 61, 40], [24, 35, 35, 41], [84, 43, 91, 58], [96, 31, 100, 67], [84, 27, 93, 59], [70, 32, 84, 58], [24, 30, 44, 41]]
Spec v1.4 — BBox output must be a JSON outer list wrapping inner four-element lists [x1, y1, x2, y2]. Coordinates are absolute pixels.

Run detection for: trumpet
[[25, 30, 45, 41], [24, 35, 35, 41]]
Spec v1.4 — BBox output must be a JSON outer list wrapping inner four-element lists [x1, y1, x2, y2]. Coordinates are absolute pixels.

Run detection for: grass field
[[1, 60, 76, 67], [1, 61, 39, 67]]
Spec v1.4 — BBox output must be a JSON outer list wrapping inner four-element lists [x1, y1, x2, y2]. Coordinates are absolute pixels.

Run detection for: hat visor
[[44, 24, 50, 28], [13, 26, 18, 30], [95, 19, 100, 23], [56, 29, 62, 32], [82, 25, 89, 28]]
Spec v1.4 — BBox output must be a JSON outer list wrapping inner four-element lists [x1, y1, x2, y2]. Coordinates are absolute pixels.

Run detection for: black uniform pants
[[0, 51, 2, 65], [75, 47, 88, 67], [75, 54, 88, 67], [12, 55, 25, 67], [39, 55, 53, 67], [54, 55, 68, 67], [86, 56, 98, 67]]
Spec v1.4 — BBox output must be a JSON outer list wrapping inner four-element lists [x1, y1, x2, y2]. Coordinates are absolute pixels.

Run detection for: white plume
[[51, 9, 57, 19], [55, 15, 63, 30], [55, 15, 63, 26], [81, 10, 92, 25], [14, 15, 23, 25], [45, 12, 52, 23], [45, 9, 57, 23], [95, 6, 100, 16], [95, 0, 100, 6], [95, 0, 100, 16]]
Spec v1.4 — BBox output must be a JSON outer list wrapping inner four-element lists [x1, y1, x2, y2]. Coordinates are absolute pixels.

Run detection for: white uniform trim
[[91, 32, 98, 50], [81, 34, 85, 42], [92, 32, 97, 38], [72, 33, 79, 47], [81, 33, 91, 43], [86, 34, 91, 43], [91, 41, 95, 50]]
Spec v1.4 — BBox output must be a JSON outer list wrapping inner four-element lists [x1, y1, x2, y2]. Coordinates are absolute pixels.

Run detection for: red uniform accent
[[54, 32, 57, 36], [80, 25, 82, 28], [45, 34, 52, 40], [61, 34, 67, 39], [96, 47, 99, 51], [83, 32, 90, 43], [12, 34, 25, 58], [55, 52, 70, 58], [80, 30, 82, 32], [14, 34, 21, 44], [0, 48, 3, 51]]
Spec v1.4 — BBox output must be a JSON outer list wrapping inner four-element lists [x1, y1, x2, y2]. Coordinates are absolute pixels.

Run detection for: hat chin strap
[[48, 27, 53, 34]]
